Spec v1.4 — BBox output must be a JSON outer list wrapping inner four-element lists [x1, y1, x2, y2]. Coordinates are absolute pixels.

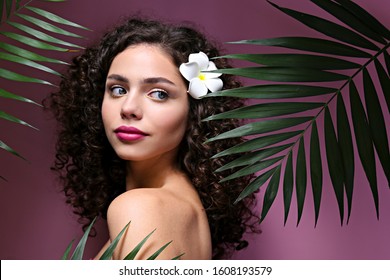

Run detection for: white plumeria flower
[[179, 51, 223, 99]]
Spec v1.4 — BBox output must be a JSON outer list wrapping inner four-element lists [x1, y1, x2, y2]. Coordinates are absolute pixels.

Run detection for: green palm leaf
[[0, 140, 25, 161], [7, 21, 83, 49], [0, 42, 68, 64], [207, 0, 390, 225], [363, 69, 390, 185], [310, 120, 322, 226], [206, 84, 337, 99], [220, 156, 283, 183], [204, 102, 324, 121], [171, 253, 185, 260], [324, 106, 345, 225], [15, 13, 83, 38], [384, 51, 390, 73], [311, 0, 387, 44], [283, 152, 294, 225], [216, 144, 292, 172], [230, 37, 371, 58], [336, 94, 354, 223], [63, 219, 175, 260], [349, 81, 379, 218], [295, 138, 307, 225], [374, 58, 390, 113], [234, 167, 277, 204], [0, 110, 37, 130], [61, 240, 74, 260], [219, 53, 360, 70], [333, 0, 390, 40], [0, 68, 53, 85], [260, 165, 281, 223], [25, 6, 90, 30], [61, 239, 74, 260], [0, 2, 2, 20], [0, 88, 40, 105], [123, 229, 156, 260], [0, 52, 61, 75], [69, 217, 97, 260], [147, 241, 173, 260], [2, 0, 12, 20], [1, 0, 88, 179], [0, 31, 70, 51], [215, 67, 348, 82], [207, 117, 312, 142], [268, 0, 378, 51], [211, 130, 303, 158], [99, 222, 131, 260]]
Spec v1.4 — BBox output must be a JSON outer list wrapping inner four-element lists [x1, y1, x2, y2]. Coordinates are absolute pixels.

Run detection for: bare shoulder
[[107, 187, 194, 227], [106, 186, 211, 259], [108, 188, 171, 219]]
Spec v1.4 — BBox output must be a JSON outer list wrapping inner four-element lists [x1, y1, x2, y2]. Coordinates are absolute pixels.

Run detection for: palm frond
[[283, 151, 294, 225], [0, 139, 26, 161], [0, 88, 41, 105], [267, 0, 378, 50], [123, 229, 157, 260], [98, 222, 131, 260], [68, 217, 97, 260], [0, 0, 88, 179], [206, 84, 337, 99], [0, 110, 38, 130], [309, 120, 322, 226], [206, 0, 390, 225], [61, 239, 74, 260], [63, 218, 176, 260]]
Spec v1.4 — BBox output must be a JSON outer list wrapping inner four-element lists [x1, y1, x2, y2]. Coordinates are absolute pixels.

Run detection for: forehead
[[108, 44, 181, 80], [112, 44, 173, 66]]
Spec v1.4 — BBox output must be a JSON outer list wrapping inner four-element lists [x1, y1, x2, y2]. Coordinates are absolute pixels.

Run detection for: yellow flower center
[[198, 73, 206, 81]]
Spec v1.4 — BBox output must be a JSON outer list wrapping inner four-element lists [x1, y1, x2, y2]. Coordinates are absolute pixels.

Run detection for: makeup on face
[[101, 44, 189, 162], [114, 126, 149, 142]]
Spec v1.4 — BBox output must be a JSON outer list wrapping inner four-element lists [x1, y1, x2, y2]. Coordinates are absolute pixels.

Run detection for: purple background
[[0, 0, 389, 260]]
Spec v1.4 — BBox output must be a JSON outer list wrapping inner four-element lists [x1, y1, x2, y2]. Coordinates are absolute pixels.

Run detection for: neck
[[125, 149, 181, 191]]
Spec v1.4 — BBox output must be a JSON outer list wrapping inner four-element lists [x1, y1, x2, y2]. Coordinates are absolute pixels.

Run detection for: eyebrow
[[106, 74, 175, 86], [106, 74, 129, 83], [143, 77, 175, 86]]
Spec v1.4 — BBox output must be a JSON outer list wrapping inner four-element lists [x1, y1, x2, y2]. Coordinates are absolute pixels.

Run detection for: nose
[[120, 91, 143, 120]]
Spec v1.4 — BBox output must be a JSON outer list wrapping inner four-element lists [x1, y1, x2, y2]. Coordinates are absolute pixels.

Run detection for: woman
[[47, 17, 259, 260]]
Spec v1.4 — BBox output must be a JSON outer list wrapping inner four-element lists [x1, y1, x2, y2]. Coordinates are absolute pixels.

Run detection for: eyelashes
[[147, 89, 169, 101], [109, 86, 127, 97], [106, 85, 169, 101]]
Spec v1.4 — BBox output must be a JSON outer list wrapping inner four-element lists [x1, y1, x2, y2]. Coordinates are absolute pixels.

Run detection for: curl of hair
[[45, 17, 260, 259]]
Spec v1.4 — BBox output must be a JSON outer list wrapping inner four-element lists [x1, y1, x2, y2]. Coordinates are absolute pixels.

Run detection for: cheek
[[101, 101, 118, 141], [101, 99, 113, 126], [155, 108, 188, 138]]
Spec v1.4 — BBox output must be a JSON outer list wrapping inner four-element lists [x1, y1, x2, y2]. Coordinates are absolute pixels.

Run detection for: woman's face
[[102, 44, 189, 163]]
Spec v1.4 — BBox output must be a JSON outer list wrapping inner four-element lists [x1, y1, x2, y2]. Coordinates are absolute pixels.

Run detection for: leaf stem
[[260, 41, 390, 195], [295, 42, 388, 151], [0, 0, 34, 25]]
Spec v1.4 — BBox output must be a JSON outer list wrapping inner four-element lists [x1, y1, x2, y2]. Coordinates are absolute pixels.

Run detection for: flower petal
[[204, 61, 222, 79], [179, 62, 199, 81], [189, 51, 209, 70], [205, 78, 223, 92], [188, 78, 208, 99]]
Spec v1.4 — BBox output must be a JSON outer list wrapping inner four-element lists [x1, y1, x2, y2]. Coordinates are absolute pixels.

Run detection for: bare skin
[[95, 172, 212, 260], [95, 44, 212, 260]]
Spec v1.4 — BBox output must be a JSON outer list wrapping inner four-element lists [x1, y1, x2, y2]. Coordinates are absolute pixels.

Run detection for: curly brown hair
[[46, 17, 259, 259]]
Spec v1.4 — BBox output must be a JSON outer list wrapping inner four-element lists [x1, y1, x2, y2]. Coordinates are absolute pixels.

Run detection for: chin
[[114, 146, 179, 163], [115, 153, 149, 162], [113, 150, 158, 162]]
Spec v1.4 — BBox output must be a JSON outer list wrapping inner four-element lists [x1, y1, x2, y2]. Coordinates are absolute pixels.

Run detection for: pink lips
[[114, 126, 148, 141]]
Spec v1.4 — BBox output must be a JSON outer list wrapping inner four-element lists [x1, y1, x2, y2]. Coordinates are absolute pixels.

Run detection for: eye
[[109, 86, 127, 96], [147, 89, 169, 101]]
